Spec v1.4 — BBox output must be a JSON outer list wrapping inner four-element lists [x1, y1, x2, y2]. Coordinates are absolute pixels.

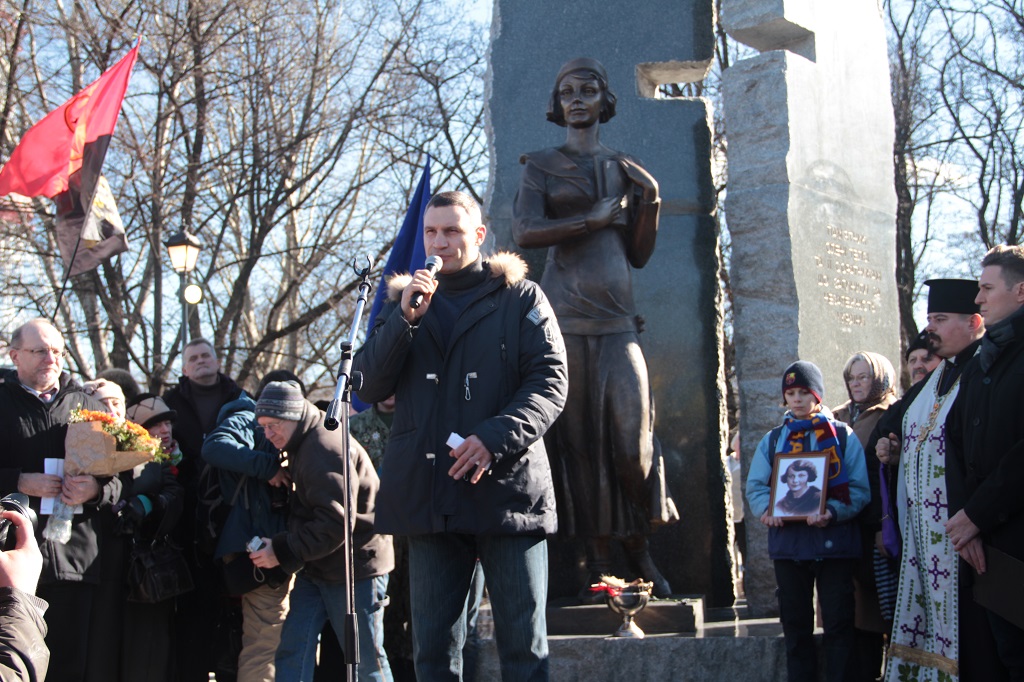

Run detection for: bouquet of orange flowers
[[43, 409, 169, 544]]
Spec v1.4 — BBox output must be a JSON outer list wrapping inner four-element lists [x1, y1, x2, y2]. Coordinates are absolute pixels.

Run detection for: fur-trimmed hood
[[385, 251, 528, 301]]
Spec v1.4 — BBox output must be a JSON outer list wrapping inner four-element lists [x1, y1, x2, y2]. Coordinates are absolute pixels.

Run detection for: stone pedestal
[[721, 0, 900, 615], [471, 629, 794, 681], [546, 596, 704, 636], [487, 0, 732, 607]]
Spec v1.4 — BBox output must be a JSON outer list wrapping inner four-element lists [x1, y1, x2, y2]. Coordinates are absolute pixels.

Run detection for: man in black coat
[[162, 337, 244, 681], [354, 191, 568, 681], [163, 338, 245, 473], [946, 244, 1024, 679], [0, 318, 121, 682]]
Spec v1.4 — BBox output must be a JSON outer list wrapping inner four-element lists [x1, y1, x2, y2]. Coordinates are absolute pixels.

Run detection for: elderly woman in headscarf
[[81, 378, 127, 419], [832, 351, 898, 682]]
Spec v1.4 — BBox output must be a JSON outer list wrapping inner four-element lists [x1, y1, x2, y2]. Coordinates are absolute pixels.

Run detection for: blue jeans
[[275, 572, 393, 682], [408, 534, 548, 682]]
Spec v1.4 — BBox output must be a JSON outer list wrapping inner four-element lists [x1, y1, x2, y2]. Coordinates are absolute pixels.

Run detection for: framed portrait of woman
[[770, 453, 829, 521]]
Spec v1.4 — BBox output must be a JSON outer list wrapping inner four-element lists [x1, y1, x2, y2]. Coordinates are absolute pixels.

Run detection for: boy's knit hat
[[782, 361, 825, 403], [254, 380, 305, 421]]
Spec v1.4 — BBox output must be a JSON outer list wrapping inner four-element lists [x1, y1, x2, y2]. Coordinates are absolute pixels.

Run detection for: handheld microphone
[[410, 255, 443, 309]]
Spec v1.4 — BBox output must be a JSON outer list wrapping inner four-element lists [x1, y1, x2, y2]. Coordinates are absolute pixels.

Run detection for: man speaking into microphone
[[354, 190, 567, 681]]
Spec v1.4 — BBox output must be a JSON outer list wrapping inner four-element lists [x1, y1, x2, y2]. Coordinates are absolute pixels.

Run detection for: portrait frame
[[770, 452, 829, 521]]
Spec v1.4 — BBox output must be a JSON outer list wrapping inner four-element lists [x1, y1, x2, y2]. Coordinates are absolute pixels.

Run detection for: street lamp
[[164, 230, 203, 349]]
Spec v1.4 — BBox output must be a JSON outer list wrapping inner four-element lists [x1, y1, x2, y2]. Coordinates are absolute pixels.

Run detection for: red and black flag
[[0, 41, 139, 276]]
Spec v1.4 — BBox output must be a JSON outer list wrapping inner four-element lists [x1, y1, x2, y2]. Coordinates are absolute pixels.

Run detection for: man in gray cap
[[873, 279, 991, 680], [247, 380, 394, 682]]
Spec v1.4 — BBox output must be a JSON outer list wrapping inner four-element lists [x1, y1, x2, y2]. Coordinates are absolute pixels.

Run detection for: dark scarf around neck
[[980, 304, 1024, 372]]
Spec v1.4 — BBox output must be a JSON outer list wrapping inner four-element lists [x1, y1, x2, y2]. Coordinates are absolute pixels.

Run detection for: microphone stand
[[324, 256, 373, 682]]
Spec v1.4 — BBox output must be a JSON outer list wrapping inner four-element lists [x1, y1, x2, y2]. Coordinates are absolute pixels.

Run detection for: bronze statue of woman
[[513, 57, 672, 599]]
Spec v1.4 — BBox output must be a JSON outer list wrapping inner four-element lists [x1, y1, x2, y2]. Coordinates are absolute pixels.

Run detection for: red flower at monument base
[[588, 583, 622, 598]]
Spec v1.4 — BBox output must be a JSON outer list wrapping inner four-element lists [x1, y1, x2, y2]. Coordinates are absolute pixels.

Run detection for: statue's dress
[[513, 146, 661, 538]]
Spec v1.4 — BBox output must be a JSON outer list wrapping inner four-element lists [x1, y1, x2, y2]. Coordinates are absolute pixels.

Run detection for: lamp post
[[164, 230, 203, 352]]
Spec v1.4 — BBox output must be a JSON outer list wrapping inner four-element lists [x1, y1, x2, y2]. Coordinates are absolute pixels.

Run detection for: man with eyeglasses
[[247, 380, 394, 682], [0, 317, 123, 682]]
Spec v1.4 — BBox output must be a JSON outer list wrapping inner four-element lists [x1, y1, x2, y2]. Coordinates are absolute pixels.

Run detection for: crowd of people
[[0, 322, 398, 682], [0, 189, 563, 682], [2, 188, 1023, 682], [745, 245, 1024, 682]]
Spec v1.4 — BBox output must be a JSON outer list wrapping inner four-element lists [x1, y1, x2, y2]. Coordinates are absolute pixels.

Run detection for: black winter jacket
[[353, 253, 568, 536], [0, 370, 121, 584], [163, 373, 244, 552], [0, 587, 49, 681], [946, 311, 1024, 562]]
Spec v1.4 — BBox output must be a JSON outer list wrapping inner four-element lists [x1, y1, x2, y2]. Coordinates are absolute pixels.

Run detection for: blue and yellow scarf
[[782, 412, 851, 505]]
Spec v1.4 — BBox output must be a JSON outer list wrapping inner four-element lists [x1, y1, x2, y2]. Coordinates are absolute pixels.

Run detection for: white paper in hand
[[446, 432, 465, 450]]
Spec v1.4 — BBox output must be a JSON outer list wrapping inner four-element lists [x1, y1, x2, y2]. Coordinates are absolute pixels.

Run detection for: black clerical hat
[[924, 279, 979, 315]]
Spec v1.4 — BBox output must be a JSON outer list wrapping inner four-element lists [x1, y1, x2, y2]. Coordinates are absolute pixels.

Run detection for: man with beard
[[872, 280, 992, 681], [946, 244, 1024, 679]]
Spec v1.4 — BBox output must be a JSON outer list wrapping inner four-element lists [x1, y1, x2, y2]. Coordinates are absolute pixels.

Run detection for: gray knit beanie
[[254, 380, 305, 421]]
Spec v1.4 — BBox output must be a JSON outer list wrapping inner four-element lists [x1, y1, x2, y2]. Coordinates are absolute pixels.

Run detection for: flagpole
[[51, 231, 86, 322]]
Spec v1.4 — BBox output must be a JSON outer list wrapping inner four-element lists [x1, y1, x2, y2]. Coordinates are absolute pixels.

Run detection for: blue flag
[[367, 158, 431, 328], [354, 158, 431, 412]]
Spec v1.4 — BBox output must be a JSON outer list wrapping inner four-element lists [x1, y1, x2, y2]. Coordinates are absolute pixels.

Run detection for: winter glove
[[152, 493, 184, 537], [114, 495, 152, 536]]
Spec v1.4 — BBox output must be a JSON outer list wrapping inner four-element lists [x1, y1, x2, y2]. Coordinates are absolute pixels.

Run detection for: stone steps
[[468, 599, 793, 681]]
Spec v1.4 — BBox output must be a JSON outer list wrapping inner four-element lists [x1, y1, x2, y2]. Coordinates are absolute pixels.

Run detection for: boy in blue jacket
[[746, 361, 870, 682]]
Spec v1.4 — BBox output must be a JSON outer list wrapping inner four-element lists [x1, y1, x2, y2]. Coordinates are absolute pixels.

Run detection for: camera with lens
[[0, 493, 37, 551]]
